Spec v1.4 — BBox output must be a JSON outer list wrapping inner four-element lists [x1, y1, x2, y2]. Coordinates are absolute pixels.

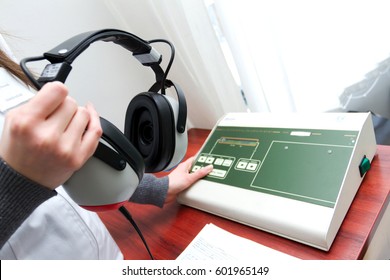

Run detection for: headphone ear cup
[[161, 94, 188, 170], [125, 92, 176, 173], [63, 117, 145, 211]]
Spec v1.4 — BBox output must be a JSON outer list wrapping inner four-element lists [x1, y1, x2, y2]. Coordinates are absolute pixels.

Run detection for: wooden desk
[[98, 128, 390, 260]]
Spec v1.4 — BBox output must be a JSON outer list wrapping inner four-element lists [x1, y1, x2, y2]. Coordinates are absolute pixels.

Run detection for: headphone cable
[[118, 205, 155, 260], [148, 39, 175, 95]]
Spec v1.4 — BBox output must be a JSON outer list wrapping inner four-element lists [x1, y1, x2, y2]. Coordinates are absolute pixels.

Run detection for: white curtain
[[5, 0, 390, 127], [1, 0, 246, 130], [104, 0, 247, 129], [212, 0, 390, 115]]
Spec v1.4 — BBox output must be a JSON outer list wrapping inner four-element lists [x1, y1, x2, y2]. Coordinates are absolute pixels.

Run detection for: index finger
[[78, 103, 103, 157], [26, 82, 69, 118]]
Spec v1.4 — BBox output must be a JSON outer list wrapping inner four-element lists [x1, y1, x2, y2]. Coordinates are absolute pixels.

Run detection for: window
[[206, 0, 390, 116]]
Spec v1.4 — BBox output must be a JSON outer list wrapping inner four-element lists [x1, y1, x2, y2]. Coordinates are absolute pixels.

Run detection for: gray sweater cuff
[[0, 158, 56, 248], [129, 174, 169, 208]]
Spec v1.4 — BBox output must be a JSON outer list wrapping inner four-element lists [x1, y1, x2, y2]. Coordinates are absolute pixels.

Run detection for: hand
[[0, 82, 102, 189], [166, 156, 213, 204]]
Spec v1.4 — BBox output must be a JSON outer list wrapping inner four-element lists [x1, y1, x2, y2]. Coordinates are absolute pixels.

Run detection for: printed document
[[177, 223, 298, 260]]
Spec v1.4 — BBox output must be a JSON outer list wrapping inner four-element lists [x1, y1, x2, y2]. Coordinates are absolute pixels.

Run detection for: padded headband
[[20, 29, 186, 133], [42, 29, 160, 64], [20, 29, 165, 90]]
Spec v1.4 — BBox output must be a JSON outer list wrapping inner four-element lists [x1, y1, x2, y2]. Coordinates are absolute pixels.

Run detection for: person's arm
[[130, 157, 213, 207], [0, 82, 102, 248]]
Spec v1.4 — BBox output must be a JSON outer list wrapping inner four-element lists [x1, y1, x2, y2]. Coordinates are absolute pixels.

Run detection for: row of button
[[193, 154, 261, 178], [197, 155, 234, 167], [235, 160, 259, 171]]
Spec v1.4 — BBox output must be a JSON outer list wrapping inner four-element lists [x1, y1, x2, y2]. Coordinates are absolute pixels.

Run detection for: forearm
[[0, 159, 56, 248]]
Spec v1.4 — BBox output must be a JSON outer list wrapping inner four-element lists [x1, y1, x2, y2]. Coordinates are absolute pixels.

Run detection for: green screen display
[[192, 126, 358, 208]]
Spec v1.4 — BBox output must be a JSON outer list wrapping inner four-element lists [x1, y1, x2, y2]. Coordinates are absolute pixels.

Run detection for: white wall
[[0, 0, 175, 130]]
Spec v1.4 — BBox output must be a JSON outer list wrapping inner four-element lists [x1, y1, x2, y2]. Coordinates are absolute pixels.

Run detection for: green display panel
[[192, 126, 358, 208]]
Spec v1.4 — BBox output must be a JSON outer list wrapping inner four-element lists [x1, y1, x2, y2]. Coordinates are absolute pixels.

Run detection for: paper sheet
[[177, 223, 298, 260]]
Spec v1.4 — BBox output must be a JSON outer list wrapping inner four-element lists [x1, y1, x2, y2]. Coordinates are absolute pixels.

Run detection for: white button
[[198, 156, 207, 163], [210, 169, 227, 178], [192, 165, 201, 172], [223, 159, 233, 167], [237, 161, 248, 169], [246, 163, 258, 171]]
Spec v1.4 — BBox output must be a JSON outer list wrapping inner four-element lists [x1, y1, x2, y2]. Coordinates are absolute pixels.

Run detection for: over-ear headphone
[[20, 29, 188, 211]]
